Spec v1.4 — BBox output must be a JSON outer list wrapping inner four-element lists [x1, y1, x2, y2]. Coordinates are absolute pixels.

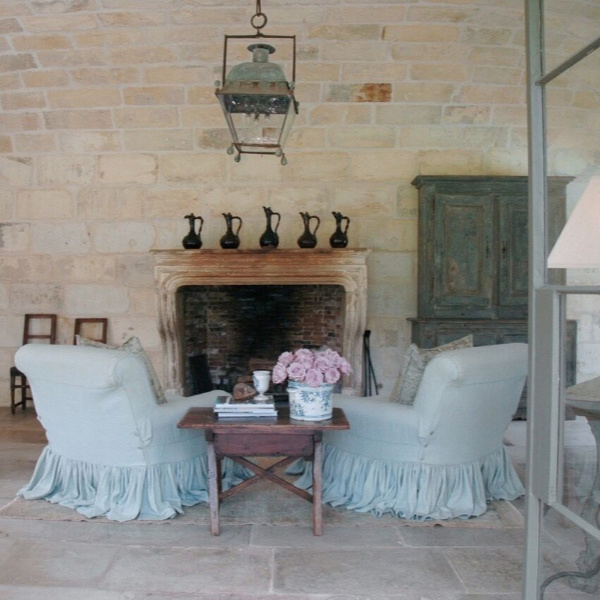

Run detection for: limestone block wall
[[0, 0, 597, 406]]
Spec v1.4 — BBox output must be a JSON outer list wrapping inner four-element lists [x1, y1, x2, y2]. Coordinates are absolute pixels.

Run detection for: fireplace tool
[[363, 330, 379, 396]]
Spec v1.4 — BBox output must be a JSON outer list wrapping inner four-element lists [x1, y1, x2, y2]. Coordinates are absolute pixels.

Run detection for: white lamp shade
[[548, 176, 600, 268]]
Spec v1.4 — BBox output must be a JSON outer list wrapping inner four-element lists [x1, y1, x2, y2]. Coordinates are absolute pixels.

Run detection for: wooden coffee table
[[177, 406, 350, 536]]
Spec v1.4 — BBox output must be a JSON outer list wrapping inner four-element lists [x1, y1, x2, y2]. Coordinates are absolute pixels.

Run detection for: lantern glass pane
[[231, 112, 285, 147], [218, 91, 297, 153]]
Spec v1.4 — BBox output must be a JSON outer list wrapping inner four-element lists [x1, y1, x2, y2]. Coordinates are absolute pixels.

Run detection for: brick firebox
[[180, 284, 346, 395], [152, 249, 370, 396]]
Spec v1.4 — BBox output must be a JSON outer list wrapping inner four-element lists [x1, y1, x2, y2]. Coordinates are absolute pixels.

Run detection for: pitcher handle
[[272, 211, 281, 232], [232, 216, 242, 235], [342, 216, 350, 233], [197, 215, 204, 233], [309, 215, 320, 235]]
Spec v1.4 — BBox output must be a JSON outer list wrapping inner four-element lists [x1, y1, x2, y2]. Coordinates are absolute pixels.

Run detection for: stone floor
[[0, 406, 597, 600]]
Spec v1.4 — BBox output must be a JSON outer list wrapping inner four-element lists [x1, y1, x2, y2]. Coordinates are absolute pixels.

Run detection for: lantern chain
[[250, 0, 268, 35]]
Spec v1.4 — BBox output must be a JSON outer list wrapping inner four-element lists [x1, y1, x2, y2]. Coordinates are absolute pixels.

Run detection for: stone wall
[[1, 0, 598, 406]]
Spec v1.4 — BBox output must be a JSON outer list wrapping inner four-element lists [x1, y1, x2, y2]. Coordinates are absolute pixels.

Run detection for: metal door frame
[[524, 1, 600, 597]]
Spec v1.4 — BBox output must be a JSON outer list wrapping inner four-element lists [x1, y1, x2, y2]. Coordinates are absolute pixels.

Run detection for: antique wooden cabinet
[[409, 175, 575, 416]]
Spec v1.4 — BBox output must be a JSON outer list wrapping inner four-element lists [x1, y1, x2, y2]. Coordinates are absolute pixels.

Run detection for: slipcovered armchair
[[292, 343, 527, 521], [14, 343, 246, 522]]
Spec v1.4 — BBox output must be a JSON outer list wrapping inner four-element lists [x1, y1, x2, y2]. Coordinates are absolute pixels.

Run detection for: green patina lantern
[[215, 1, 298, 165]]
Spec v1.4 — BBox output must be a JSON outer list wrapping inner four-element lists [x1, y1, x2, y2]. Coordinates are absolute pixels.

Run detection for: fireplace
[[152, 249, 370, 396], [180, 284, 346, 394]]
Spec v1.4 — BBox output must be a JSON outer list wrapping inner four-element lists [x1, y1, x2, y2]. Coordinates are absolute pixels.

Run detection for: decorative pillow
[[76, 335, 167, 405], [391, 335, 474, 405]]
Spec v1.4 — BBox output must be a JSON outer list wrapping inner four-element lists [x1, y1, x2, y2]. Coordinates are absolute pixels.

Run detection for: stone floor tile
[[544, 589, 600, 599], [117, 594, 470, 600], [0, 480, 28, 497], [444, 546, 523, 594], [542, 518, 587, 561], [0, 538, 18, 566], [0, 586, 125, 599], [101, 546, 273, 594], [0, 540, 120, 587], [0, 516, 249, 549], [399, 526, 524, 548], [251, 523, 403, 548], [453, 595, 521, 600], [90, 521, 252, 547], [541, 523, 587, 566], [0, 518, 108, 544], [274, 547, 463, 594]]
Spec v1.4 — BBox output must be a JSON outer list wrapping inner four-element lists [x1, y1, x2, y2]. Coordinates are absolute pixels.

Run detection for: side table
[[565, 377, 600, 593], [177, 406, 350, 536]]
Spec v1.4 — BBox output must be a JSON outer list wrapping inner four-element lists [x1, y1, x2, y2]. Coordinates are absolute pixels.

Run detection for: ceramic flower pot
[[287, 381, 334, 421]]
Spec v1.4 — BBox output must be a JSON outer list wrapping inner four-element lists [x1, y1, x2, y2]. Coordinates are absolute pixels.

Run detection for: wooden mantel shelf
[[151, 248, 370, 397], [151, 248, 370, 268]]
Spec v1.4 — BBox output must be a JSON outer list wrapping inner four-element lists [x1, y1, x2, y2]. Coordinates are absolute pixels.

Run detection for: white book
[[214, 395, 275, 411], [217, 410, 278, 418]]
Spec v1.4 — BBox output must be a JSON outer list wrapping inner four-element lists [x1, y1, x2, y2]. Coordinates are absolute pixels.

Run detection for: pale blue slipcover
[[291, 343, 527, 521], [15, 344, 247, 522]]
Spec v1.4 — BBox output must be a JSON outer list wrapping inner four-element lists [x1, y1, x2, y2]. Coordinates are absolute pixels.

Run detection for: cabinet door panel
[[497, 196, 529, 316], [433, 194, 495, 318]]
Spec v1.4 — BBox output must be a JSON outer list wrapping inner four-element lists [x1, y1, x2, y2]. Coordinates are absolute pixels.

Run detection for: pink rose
[[277, 351, 295, 366], [324, 367, 340, 384], [314, 355, 334, 372], [295, 348, 313, 361], [286, 361, 307, 381], [297, 355, 314, 368], [338, 357, 352, 374], [305, 368, 324, 387], [321, 348, 340, 363], [272, 363, 288, 384]]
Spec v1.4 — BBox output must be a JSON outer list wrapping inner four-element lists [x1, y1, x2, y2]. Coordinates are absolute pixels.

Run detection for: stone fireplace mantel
[[152, 249, 370, 396]]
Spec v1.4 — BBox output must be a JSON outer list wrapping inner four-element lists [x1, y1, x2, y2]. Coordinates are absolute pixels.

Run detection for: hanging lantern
[[215, 1, 298, 165]]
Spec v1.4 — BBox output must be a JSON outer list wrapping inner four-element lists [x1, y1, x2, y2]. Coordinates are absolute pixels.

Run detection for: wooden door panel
[[432, 194, 495, 318], [497, 196, 529, 316]]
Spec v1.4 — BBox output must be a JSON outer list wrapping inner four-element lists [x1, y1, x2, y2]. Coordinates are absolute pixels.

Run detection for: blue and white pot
[[287, 381, 334, 421]]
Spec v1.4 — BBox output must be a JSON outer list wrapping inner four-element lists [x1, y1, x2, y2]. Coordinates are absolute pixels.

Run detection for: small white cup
[[252, 370, 271, 402]]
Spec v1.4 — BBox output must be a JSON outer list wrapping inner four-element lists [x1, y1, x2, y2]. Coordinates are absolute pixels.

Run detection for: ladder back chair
[[73, 318, 108, 345], [10, 314, 57, 414]]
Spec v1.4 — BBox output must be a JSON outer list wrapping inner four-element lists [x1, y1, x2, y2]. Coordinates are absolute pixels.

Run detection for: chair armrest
[[165, 389, 224, 411], [332, 394, 424, 447], [146, 390, 225, 447]]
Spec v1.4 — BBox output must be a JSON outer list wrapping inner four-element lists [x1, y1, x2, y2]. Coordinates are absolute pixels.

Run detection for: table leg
[[206, 432, 220, 536], [216, 454, 222, 501], [569, 421, 600, 592], [313, 432, 323, 536]]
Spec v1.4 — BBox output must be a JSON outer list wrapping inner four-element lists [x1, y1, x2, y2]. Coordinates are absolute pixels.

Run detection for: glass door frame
[[524, 1, 600, 597]]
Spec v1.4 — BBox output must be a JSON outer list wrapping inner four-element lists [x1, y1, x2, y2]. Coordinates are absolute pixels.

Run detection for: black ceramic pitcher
[[259, 206, 281, 248], [220, 212, 242, 249], [297, 212, 320, 248], [182, 213, 204, 249], [329, 211, 350, 248]]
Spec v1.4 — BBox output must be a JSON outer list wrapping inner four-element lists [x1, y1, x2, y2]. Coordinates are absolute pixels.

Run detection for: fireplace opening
[[178, 284, 346, 396]]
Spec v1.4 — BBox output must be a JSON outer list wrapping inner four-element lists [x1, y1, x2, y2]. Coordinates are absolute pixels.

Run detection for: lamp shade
[[548, 176, 600, 268]]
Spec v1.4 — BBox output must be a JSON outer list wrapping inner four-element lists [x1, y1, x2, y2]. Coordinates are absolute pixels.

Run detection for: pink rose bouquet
[[272, 347, 352, 387]]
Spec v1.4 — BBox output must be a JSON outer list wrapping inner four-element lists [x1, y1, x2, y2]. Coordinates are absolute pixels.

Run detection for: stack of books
[[214, 395, 278, 418]]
